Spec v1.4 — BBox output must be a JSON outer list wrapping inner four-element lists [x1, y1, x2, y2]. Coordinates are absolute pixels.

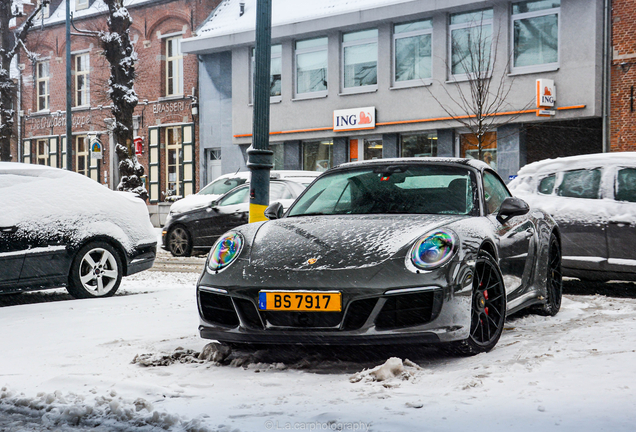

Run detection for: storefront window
[[296, 38, 328, 95], [271, 143, 284, 170], [401, 133, 437, 157], [349, 137, 383, 162], [460, 132, 497, 170], [342, 29, 378, 89], [303, 140, 333, 171], [394, 20, 432, 84], [166, 127, 182, 197], [512, 0, 560, 71], [449, 9, 493, 76], [76, 136, 89, 176]]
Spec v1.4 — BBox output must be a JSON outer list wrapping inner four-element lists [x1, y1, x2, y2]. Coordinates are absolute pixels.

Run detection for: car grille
[[262, 311, 344, 328], [198, 291, 240, 327], [342, 298, 378, 330], [375, 290, 442, 330], [234, 298, 264, 329]]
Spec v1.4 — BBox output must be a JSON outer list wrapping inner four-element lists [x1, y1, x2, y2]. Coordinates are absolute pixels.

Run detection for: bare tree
[[0, 0, 49, 161], [73, 0, 146, 199], [428, 13, 531, 162]]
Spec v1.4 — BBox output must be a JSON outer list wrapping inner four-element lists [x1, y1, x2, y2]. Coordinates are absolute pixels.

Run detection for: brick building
[[611, 0, 636, 151], [13, 0, 220, 210]]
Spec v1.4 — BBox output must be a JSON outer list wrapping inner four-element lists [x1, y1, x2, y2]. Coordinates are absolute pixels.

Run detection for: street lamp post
[[246, 0, 273, 223], [65, 5, 72, 170]]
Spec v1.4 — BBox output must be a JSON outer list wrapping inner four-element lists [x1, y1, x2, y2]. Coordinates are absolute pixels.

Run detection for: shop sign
[[134, 136, 144, 156], [29, 114, 92, 131], [153, 100, 187, 114], [90, 138, 103, 160], [333, 107, 376, 132], [536, 79, 555, 108]]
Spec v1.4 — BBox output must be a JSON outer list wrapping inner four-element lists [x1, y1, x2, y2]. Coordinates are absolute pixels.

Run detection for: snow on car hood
[[0, 164, 156, 253], [248, 214, 462, 270], [169, 193, 221, 214]]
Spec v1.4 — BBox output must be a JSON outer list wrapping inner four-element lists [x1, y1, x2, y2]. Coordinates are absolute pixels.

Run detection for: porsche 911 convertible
[[195, 158, 562, 354]]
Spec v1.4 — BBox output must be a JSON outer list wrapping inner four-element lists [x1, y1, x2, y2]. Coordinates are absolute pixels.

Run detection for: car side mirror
[[264, 202, 284, 220], [496, 197, 530, 224]]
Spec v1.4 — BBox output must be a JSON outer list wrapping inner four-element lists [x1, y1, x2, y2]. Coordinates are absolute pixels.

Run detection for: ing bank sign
[[333, 107, 376, 132]]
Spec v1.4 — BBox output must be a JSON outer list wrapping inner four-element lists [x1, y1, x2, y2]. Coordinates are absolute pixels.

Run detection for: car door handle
[[0, 226, 17, 234]]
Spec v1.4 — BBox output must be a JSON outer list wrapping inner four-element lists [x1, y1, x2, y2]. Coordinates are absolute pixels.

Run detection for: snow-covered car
[[509, 152, 636, 282], [0, 163, 157, 299], [162, 179, 307, 257], [195, 158, 562, 355], [167, 170, 320, 216]]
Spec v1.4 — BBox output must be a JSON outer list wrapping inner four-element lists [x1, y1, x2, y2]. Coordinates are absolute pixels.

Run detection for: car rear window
[[616, 168, 636, 203], [557, 169, 601, 199]]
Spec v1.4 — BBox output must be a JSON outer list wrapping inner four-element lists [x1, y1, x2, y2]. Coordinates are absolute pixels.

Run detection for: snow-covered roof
[[197, 0, 415, 38], [38, 0, 154, 27], [183, 0, 443, 53], [516, 152, 636, 177]]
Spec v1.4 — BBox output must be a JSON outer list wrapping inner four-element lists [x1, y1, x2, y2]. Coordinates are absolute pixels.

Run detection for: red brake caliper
[[484, 290, 489, 315]]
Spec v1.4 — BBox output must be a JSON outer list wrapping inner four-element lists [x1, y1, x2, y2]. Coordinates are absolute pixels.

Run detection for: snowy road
[[1, 269, 636, 432]]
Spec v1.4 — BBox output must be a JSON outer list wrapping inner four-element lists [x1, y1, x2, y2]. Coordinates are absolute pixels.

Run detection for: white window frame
[[341, 29, 378, 94], [75, 135, 89, 177], [250, 44, 282, 104], [448, 9, 493, 81], [36, 60, 50, 112], [74, 53, 90, 107], [36, 138, 49, 165], [166, 37, 183, 97], [75, 0, 89, 11], [510, 2, 560, 75], [392, 20, 433, 88], [294, 37, 328, 99]]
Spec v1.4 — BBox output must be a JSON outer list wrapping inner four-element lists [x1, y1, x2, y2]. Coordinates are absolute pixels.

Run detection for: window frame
[[400, 132, 438, 158], [36, 60, 50, 112], [75, 0, 88, 11], [75, 135, 89, 177], [74, 53, 90, 107], [165, 36, 184, 97], [250, 44, 283, 103], [294, 37, 328, 99], [392, 19, 433, 88], [36, 139, 49, 166], [165, 126, 183, 197], [510, 1, 561, 75], [341, 29, 379, 94], [448, 9, 494, 81]]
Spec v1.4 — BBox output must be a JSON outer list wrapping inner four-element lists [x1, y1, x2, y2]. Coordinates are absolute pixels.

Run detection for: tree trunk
[[101, 0, 147, 200]]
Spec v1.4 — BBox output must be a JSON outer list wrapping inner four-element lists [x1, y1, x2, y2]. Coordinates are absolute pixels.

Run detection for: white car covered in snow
[[0, 163, 157, 298], [167, 170, 320, 215], [509, 152, 636, 282]]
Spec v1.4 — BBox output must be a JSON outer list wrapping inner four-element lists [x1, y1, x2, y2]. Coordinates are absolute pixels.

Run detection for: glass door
[[349, 137, 383, 162]]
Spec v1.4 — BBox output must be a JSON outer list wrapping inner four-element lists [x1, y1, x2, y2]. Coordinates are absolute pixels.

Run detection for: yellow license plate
[[258, 291, 342, 312]]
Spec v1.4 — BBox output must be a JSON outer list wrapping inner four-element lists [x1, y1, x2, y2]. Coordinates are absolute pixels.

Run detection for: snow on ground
[[1, 270, 636, 431]]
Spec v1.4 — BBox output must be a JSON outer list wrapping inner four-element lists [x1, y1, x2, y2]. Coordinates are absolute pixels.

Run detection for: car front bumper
[[196, 280, 474, 346]]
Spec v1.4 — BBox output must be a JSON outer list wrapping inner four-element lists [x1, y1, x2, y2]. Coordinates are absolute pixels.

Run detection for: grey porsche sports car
[[196, 158, 562, 354]]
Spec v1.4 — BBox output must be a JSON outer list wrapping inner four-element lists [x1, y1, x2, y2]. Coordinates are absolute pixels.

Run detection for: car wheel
[[448, 251, 506, 356], [535, 234, 562, 316], [67, 241, 123, 299], [167, 225, 192, 257]]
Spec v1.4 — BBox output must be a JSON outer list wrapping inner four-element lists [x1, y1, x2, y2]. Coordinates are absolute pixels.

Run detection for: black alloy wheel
[[536, 234, 562, 316], [449, 251, 506, 355], [168, 226, 192, 257]]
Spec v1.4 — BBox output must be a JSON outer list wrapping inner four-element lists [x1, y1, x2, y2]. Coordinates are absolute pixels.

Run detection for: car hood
[[169, 194, 221, 213], [247, 214, 463, 271]]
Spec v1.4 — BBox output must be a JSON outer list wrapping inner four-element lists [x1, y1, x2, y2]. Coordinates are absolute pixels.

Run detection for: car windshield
[[287, 164, 477, 217], [198, 177, 247, 195]]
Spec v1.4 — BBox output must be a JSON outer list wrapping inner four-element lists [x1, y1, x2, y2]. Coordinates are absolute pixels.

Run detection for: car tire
[[447, 251, 507, 356], [167, 225, 193, 257], [535, 233, 562, 317], [67, 241, 123, 299]]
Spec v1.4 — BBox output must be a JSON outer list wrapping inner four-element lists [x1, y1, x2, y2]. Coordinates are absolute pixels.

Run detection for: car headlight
[[407, 229, 457, 271], [207, 232, 244, 272]]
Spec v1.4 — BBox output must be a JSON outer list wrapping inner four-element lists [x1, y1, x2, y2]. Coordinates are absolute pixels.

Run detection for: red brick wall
[[611, 0, 636, 151], [16, 0, 220, 200]]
